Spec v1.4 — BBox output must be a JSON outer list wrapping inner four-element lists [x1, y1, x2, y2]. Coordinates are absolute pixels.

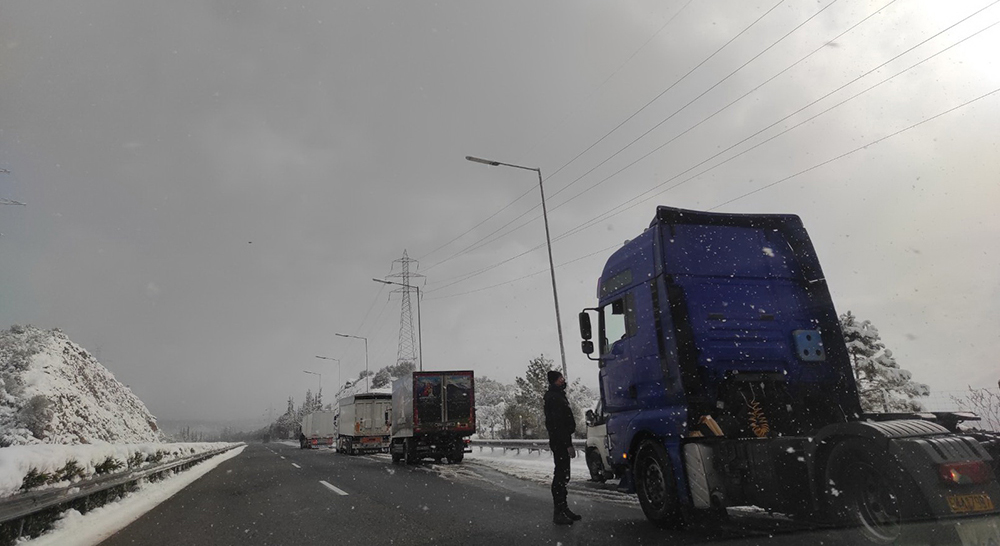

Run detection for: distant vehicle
[[578, 206, 1000, 543], [390, 371, 475, 464], [584, 400, 616, 482], [337, 393, 392, 455], [300, 410, 337, 449]]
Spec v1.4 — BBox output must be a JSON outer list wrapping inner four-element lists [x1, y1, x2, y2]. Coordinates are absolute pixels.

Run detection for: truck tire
[[446, 451, 464, 464], [634, 439, 682, 528], [824, 438, 918, 545], [586, 448, 607, 483]]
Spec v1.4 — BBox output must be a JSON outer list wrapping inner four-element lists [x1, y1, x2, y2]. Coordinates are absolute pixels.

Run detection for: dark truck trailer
[[578, 206, 999, 544], [390, 371, 475, 464]]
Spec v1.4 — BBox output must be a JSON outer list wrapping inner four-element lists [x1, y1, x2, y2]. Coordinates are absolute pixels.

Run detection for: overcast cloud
[[1, 0, 998, 424]]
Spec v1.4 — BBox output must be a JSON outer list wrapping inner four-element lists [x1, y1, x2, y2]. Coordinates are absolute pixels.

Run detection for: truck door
[[599, 292, 638, 412]]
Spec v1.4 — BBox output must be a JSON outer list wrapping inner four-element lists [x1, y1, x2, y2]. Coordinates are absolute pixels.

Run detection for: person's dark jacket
[[544, 384, 576, 447]]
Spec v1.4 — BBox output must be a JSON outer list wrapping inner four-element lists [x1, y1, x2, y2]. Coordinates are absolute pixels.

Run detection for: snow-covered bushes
[[0, 442, 234, 498]]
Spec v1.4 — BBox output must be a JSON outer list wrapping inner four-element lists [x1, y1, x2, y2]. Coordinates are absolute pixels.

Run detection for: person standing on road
[[544, 370, 581, 525]]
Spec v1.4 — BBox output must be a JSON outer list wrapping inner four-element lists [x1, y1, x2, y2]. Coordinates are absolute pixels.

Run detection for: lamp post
[[314, 355, 341, 398], [373, 278, 422, 371], [465, 155, 568, 379], [302, 370, 322, 399], [335, 333, 369, 392]]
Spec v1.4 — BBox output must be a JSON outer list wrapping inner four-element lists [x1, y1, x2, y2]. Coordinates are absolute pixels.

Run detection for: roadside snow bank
[[22, 445, 246, 546], [0, 442, 235, 498], [466, 447, 589, 484]]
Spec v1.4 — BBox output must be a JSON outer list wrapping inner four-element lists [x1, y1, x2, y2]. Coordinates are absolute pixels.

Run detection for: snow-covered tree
[[371, 361, 415, 389], [567, 380, 599, 437], [371, 368, 392, 389], [951, 386, 1000, 432], [510, 354, 555, 438], [272, 396, 299, 439], [476, 376, 515, 438], [840, 311, 929, 412]]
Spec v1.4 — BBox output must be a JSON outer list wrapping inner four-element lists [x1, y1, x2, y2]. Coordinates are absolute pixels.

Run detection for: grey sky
[[1, 1, 998, 423]]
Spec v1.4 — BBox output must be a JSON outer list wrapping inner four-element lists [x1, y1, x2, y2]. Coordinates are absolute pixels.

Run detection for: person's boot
[[553, 508, 574, 525], [562, 507, 582, 521]]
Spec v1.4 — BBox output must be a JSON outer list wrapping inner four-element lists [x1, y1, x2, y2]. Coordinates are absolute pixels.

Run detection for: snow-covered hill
[[0, 325, 161, 446]]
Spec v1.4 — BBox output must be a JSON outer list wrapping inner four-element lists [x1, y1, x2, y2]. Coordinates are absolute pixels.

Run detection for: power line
[[546, 0, 840, 203], [355, 284, 386, 335], [426, 242, 622, 301], [479, 1, 1000, 252], [543, 0, 786, 184], [519, 0, 695, 157], [454, 0, 891, 248], [424, 0, 845, 272], [422, 1, 783, 273], [431, 84, 999, 300], [416, 186, 535, 263], [424, 17, 1000, 297], [423, 200, 540, 273], [709, 86, 1000, 210], [417, 2, 693, 266], [554, 11, 1000, 239]]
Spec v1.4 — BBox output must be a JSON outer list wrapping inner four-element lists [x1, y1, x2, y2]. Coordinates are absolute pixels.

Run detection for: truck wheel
[[634, 439, 682, 528], [824, 438, 915, 544], [391, 451, 403, 464], [446, 451, 464, 464], [586, 449, 607, 483]]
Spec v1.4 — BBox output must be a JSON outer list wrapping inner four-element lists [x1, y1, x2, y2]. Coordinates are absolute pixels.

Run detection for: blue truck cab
[[579, 206, 999, 541]]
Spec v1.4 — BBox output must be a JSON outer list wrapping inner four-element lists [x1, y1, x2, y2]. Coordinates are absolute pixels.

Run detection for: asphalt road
[[97, 443, 993, 546]]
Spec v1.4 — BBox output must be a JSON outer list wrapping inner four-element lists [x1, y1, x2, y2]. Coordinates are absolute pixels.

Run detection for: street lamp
[[465, 155, 568, 379], [315, 355, 342, 398], [373, 278, 423, 371], [335, 333, 369, 392], [303, 370, 322, 398]]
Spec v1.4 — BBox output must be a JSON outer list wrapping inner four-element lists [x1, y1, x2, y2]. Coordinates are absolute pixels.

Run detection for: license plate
[[360, 437, 382, 445], [948, 494, 995, 514]]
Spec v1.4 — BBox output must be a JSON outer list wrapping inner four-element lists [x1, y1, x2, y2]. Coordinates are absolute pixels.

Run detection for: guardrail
[[0, 443, 243, 545], [470, 438, 586, 456]]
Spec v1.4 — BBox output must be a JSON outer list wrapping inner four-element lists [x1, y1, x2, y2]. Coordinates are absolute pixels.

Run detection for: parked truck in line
[[578, 206, 999, 544], [337, 393, 392, 455], [300, 410, 337, 449], [390, 371, 475, 465]]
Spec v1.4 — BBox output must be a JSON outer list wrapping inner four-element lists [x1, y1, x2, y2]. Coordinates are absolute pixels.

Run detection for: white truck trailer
[[337, 393, 392, 455], [300, 410, 337, 449]]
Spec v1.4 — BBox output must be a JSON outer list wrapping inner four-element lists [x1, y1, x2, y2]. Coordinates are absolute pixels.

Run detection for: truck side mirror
[[582, 340, 594, 355], [579, 312, 593, 340]]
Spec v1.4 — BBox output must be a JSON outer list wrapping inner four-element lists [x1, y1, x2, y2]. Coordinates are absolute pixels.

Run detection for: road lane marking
[[291, 463, 301, 469], [319, 480, 349, 496]]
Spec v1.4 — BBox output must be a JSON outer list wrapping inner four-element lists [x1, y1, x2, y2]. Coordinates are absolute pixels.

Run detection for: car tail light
[[938, 461, 991, 485]]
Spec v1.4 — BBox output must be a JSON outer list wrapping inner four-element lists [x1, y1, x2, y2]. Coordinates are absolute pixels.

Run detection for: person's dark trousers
[[551, 444, 571, 510]]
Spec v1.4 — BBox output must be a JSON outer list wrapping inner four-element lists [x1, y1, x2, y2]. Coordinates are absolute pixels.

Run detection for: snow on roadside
[[466, 447, 590, 485], [0, 442, 234, 498], [21, 445, 246, 546]]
